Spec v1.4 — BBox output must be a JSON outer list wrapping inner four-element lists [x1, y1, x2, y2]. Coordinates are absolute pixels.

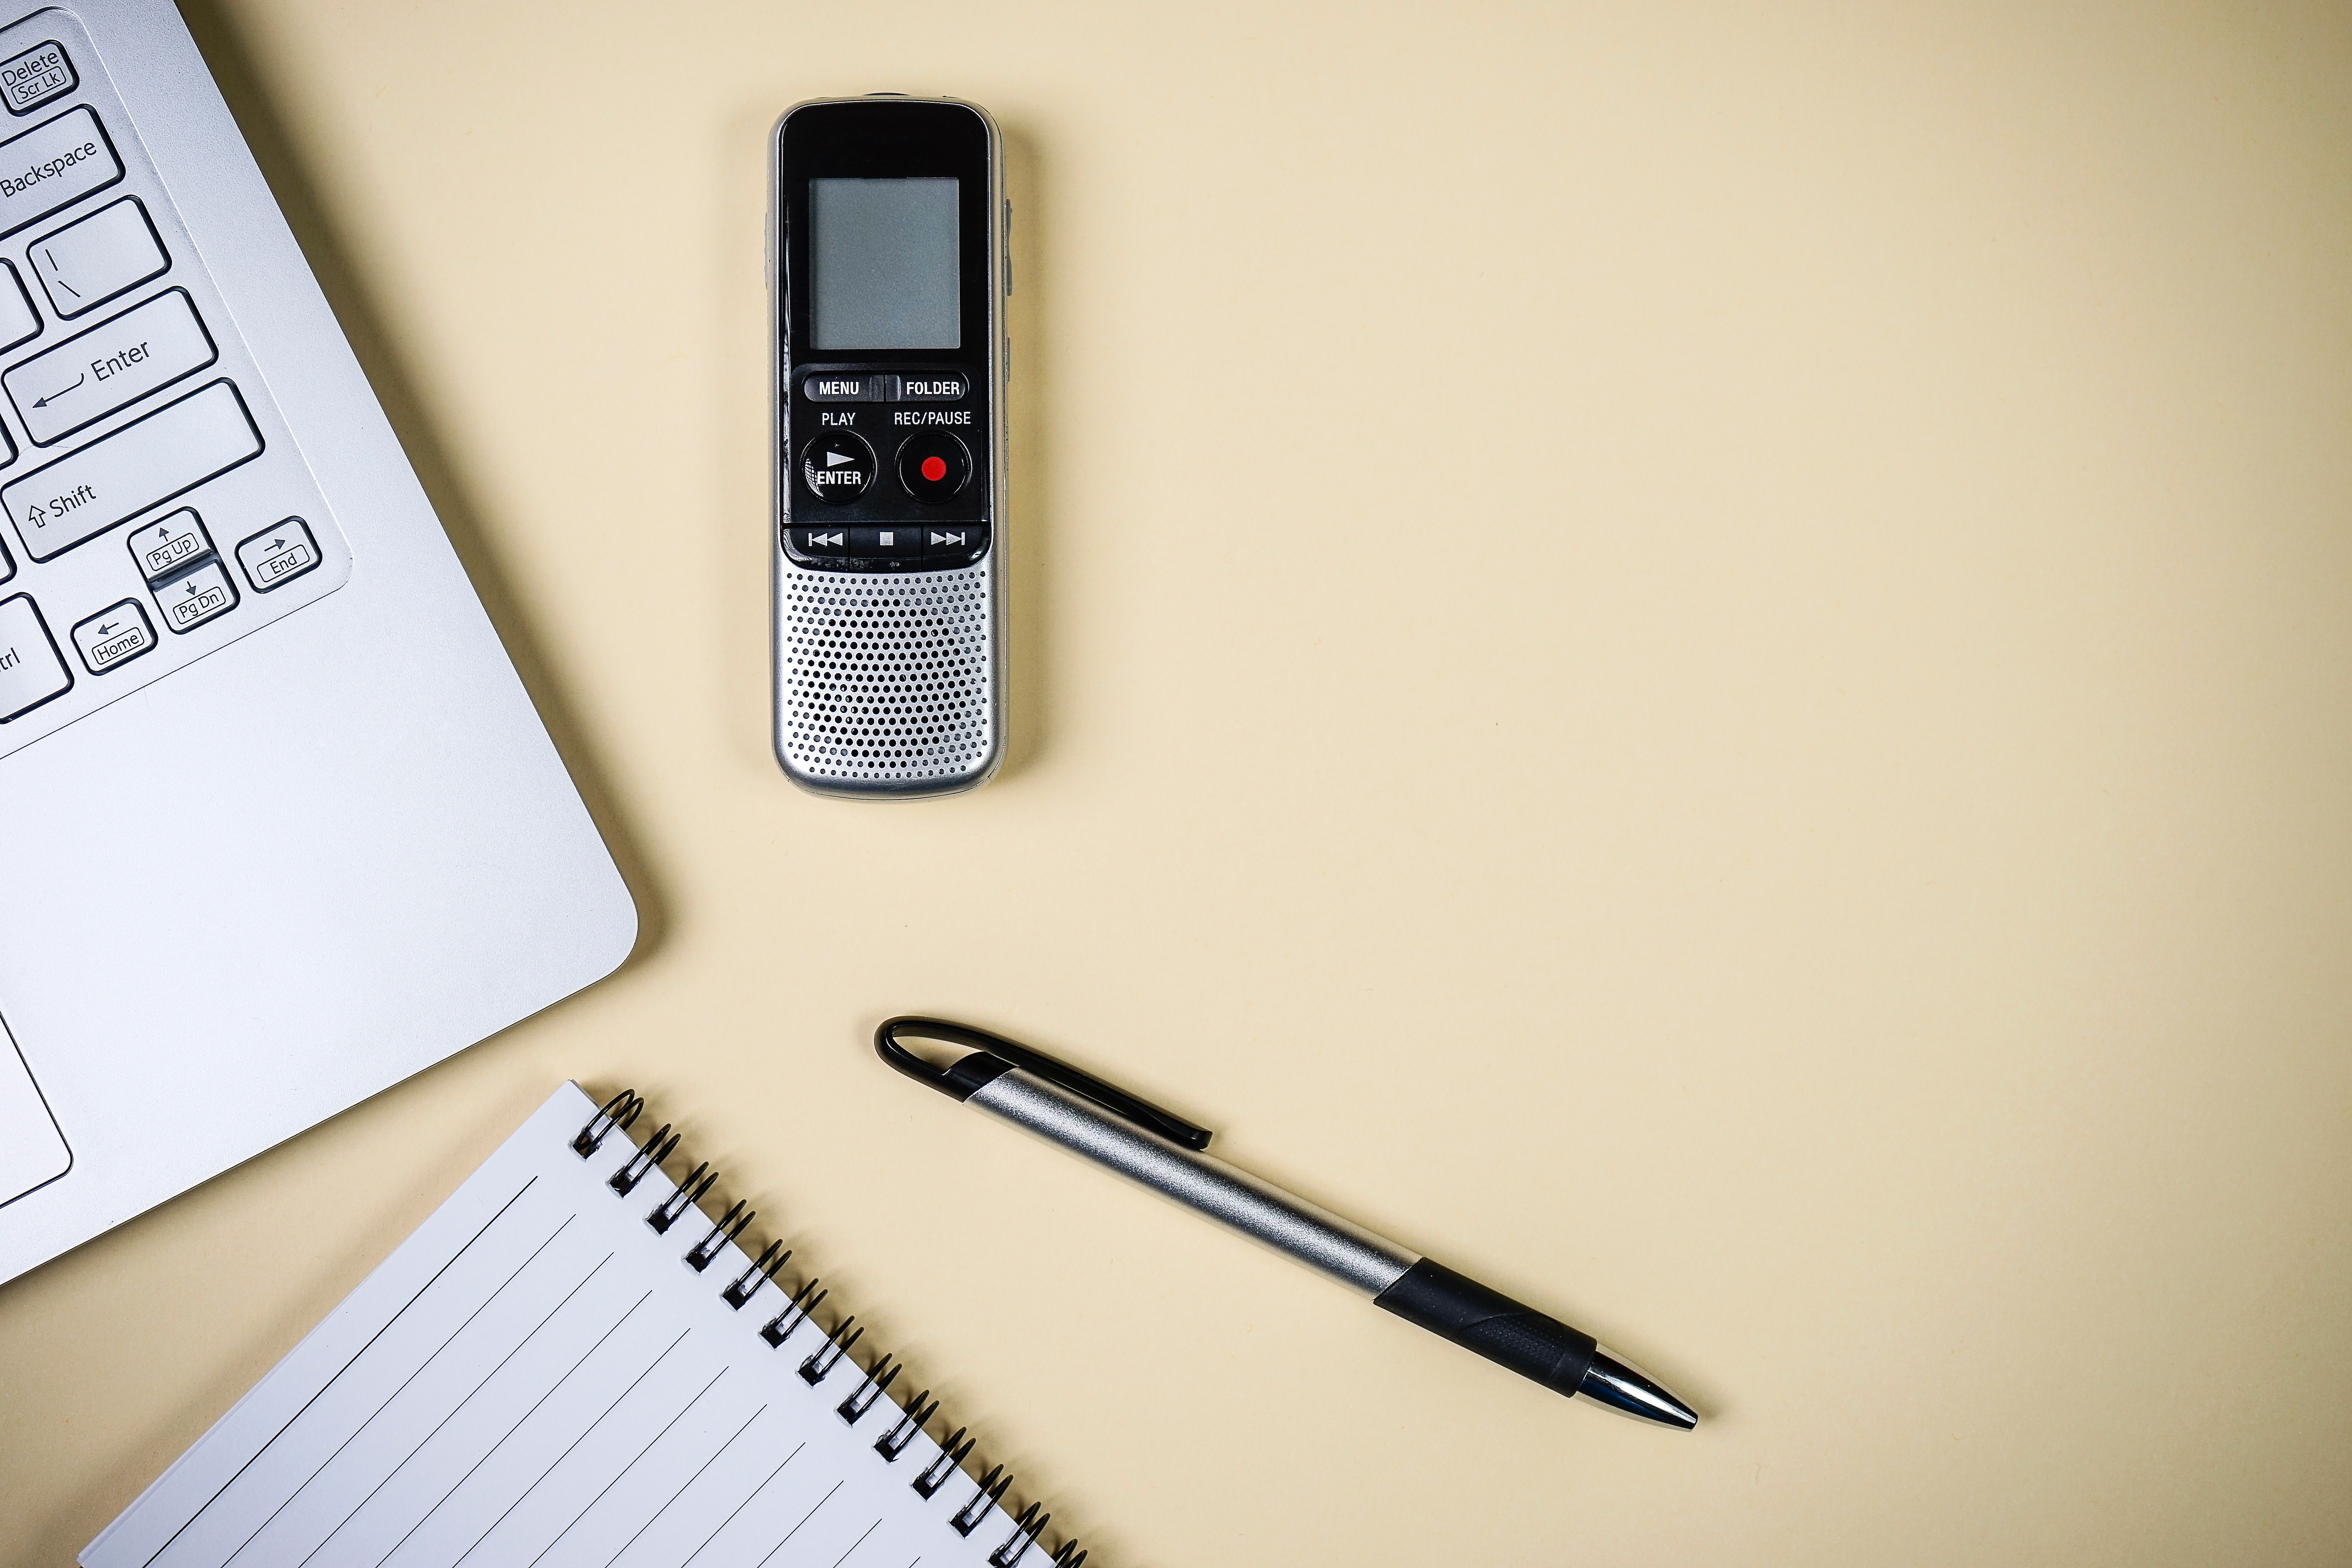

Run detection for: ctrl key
[[156, 560, 238, 634], [0, 594, 72, 721], [71, 599, 155, 675]]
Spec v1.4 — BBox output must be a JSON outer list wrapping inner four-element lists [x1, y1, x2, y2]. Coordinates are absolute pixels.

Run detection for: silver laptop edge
[[0, 0, 638, 1282]]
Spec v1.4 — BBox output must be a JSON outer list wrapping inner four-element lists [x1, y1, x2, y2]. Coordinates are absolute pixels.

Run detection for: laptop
[[0, 0, 638, 1284]]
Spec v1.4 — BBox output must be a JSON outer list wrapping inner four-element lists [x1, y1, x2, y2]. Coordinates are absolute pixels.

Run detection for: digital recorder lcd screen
[[809, 177, 961, 350]]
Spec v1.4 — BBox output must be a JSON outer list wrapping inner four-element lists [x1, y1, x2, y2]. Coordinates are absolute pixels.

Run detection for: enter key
[[4, 286, 215, 445]]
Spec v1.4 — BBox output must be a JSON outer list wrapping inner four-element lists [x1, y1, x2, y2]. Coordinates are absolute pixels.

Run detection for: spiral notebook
[[83, 1083, 1083, 1568]]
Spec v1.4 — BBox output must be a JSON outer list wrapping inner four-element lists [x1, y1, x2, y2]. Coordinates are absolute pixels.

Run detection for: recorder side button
[[895, 432, 970, 504], [799, 432, 874, 503]]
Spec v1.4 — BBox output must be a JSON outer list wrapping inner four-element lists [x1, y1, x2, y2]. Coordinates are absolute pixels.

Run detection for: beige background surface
[[5, 0, 2351, 1561]]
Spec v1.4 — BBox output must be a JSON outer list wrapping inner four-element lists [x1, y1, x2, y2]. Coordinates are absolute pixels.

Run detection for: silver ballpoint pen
[[876, 1018, 1698, 1429]]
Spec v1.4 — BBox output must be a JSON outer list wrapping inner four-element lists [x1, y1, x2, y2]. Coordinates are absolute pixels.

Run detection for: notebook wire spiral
[[573, 1089, 1086, 1568]]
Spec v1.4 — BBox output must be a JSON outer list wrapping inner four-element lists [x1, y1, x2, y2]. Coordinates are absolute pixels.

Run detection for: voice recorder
[[770, 96, 1008, 797]]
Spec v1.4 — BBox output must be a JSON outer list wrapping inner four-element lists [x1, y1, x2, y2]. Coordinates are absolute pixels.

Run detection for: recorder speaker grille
[[778, 562, 994, 787]]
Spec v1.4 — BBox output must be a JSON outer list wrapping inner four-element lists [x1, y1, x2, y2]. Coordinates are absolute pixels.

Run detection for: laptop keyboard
[[0, 11, 350, 760]]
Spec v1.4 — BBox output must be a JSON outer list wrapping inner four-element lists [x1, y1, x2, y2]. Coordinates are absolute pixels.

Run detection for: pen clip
[[875, 1017, 1214, 1151]]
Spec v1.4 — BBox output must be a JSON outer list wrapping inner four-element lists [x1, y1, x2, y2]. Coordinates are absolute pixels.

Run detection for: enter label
[[4, 286, 215, 445]]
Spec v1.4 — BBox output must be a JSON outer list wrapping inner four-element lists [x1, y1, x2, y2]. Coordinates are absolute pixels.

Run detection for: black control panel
[[783, 362, 989, 572], [776, 98, 998, 577]]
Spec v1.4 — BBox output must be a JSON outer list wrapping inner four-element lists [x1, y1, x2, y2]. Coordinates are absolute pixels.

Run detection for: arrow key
[[126, 508, 212, 586], [70, 598, 155, 674], [155, 559, 238, 633], [235, 516, 321, 592]]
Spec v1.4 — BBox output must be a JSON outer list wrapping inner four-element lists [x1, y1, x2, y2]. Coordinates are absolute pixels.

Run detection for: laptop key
[[0, 106, 123, 238], [69, 598, 152, 674], [126, 508, 211, 584], [0, 39, 76, 117], [0, 591, 70, 719], [155, 558, 236, 633], [236, 517, 319, 591], [5, 288, 217, 445], [0, 258, 35, 349], [2, 378, 261, 561], [0, 8, 356, 768], [26, 196, 169, 320]]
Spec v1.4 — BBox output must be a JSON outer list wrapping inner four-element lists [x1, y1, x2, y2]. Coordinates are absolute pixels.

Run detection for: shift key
[[4, 288, 217, 445], [3, 379, 261, 562]]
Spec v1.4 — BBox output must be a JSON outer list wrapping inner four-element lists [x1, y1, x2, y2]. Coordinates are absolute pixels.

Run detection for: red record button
[[896, 432, 971, 504]]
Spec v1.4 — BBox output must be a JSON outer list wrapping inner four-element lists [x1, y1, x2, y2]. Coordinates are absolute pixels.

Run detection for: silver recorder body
[[768, 96, 1007, 800]]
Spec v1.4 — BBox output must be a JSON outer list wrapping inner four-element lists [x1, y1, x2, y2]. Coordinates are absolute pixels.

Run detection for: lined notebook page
[[85, 1083, 1038, 1568]]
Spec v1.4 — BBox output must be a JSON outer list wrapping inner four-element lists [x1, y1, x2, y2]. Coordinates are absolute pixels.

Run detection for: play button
[[798, 432, 875, 503]]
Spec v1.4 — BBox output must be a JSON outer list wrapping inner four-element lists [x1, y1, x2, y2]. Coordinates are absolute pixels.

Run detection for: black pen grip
[[1373, 1258, 1598, 1398]]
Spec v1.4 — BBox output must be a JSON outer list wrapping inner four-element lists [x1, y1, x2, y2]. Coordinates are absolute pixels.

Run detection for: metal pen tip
[[1577, 1345, 1699, 1429]]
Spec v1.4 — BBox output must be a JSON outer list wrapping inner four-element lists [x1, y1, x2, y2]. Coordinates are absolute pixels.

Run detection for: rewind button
[[790, 526, 855, 558]]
